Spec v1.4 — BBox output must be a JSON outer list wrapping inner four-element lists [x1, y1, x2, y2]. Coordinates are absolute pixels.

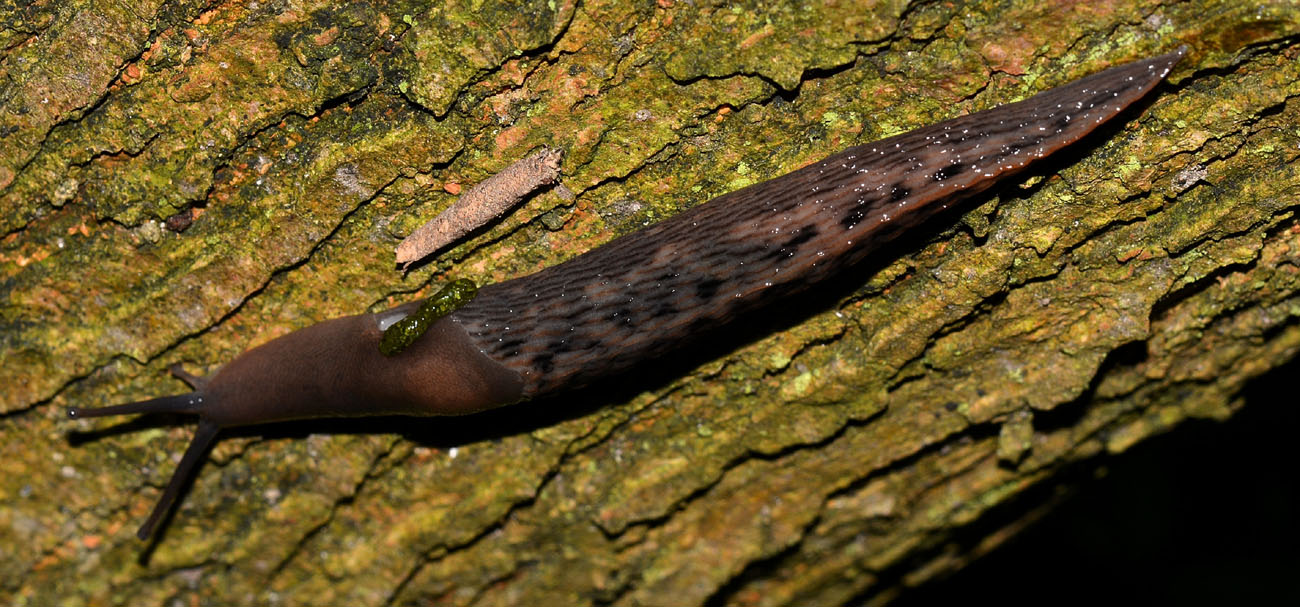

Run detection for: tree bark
[[1, 0, 1298, 605]]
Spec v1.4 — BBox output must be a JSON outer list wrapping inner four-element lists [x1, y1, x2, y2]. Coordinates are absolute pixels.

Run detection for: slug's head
[[67, 308, 524, 540], [67, 366, 221, 540]]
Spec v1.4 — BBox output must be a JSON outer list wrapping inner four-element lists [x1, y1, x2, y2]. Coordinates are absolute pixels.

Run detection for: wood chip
[[396, 147, 563, 267]]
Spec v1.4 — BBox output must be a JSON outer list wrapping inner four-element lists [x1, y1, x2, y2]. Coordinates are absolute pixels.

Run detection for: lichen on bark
[[1, 0, 1299, 605]]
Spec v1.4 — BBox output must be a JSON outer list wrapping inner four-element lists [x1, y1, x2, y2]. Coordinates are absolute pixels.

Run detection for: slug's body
[[71, 48, 1185, 538]]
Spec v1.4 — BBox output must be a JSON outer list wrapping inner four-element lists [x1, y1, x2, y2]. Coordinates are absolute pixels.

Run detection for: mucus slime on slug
[[68, 48, 1187, 539]]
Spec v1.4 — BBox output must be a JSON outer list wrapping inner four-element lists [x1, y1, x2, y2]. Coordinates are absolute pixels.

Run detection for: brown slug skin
[[200, 311, 524, 426], [69, 48, 1184, 539], [68, 304, 524, 538], [454, 47, 1186, 397]]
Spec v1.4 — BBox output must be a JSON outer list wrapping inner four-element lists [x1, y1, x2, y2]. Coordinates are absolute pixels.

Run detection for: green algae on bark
[[0, 0, 164, 214], [1, 2, 405, 232], [395, 0, 577, 116], [3, 0, 1300, 605], [0, 94, 461, 412], [660, 0, 907, 91]]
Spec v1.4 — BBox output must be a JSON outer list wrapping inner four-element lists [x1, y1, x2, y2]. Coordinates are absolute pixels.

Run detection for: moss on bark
[[2, 0, 1299, 605]]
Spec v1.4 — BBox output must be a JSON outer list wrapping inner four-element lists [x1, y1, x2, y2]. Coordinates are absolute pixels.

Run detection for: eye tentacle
[[168, 364, 208, 391], [67, 392, 205, 420]]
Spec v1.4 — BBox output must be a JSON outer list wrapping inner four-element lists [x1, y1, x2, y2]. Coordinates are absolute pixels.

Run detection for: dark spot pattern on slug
[[451, 49, 1184, 397], [654, 271, 680, 284], [840, 191, 889, 231], [497, 337, 527, 355], [561, 300, 592, 323], [695, 278, 724, 300], [765, 226, 821, 262], [531, 351, 555, 374], [933, 161, 966, 182], [653, 302, 679, 319]]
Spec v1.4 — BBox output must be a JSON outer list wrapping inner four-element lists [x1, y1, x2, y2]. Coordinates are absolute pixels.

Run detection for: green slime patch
[[380, 279, 478, 356]]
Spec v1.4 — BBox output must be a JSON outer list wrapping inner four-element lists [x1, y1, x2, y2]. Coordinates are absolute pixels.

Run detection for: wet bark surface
[[2, 0, 1298, 605]]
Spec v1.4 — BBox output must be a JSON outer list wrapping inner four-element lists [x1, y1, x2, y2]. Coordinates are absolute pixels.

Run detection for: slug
[[69, 47, 1186, 539]]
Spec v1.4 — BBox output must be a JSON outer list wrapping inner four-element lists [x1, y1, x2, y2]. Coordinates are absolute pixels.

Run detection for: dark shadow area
[[1033, 339, 1150, 435], [891, 355, 1300, 607]]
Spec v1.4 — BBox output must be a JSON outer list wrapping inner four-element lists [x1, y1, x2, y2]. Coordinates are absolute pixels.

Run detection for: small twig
[[396, 147, 564, 268]]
